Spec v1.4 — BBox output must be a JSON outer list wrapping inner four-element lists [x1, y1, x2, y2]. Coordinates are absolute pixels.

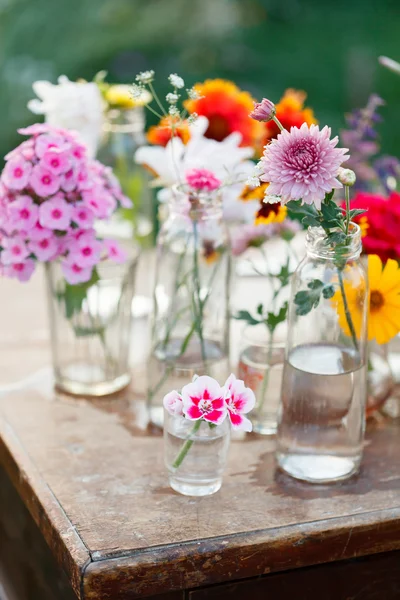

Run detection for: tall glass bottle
[[148, 186, 231, 427], [276, 224, 368, 483], [97, 107, 155, 247]]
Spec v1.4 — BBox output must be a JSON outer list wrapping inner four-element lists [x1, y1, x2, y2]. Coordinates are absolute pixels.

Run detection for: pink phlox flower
[[2, 158, 33, 191], [18, 124, 50, 136], [68, 230, 102, 268], [29, 234, 58, 262], [163, 390, 184, 417], [103, 239, 128, 264], [260, 123, 349, 210], [3, 259, 35, 282], [30, 164, 61, 197], [8, 195, 39, 231], [185, 168, 221, 192], [223, 374, 255, 432], [71, 205, 94, 229], [61, 166, 77, 192], [28, 222, 54, 242], [41, 149, 71, 175], [35, 133, 68, 159], [182, 375, 227, 425], [61, 258, 93, 285], [39, 196, 72, 230], [1, 235, 30, 265]]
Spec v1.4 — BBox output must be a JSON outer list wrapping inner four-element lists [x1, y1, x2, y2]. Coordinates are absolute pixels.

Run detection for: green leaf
[[327, 231, 347, 245], [295, 278, 336, 316], [256, 303, 264, 316], [57, 269, 100, 320], [349, 208, 367, 219], [233, 310, 261, 326], [275, 259, 292, 288], [265, 302, 288, 333], [307, 279, 324, 291], [321, 200, 341, 223], [302, 215, 321, 228], [322, 285, 335, 299], [324, 190, 335, 202]]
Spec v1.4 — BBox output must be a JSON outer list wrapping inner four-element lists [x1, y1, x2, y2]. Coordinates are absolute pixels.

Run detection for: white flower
[[246, 175, 261, 188], [168, 105, 180, 117], [168, 73, 185, 89], [134, 116, 256, 222], [188, 112, 198, 124], [136, 70, 155, 85], [166, 92, 179, 104], [131, 83, 145, 99], [263, 194, 282, 204], [28, 76, 104, 157], [187, 88, 202, 100]]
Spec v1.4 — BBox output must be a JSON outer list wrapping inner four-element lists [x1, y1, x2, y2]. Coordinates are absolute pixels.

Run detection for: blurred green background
[[0, 0, 399, 160]]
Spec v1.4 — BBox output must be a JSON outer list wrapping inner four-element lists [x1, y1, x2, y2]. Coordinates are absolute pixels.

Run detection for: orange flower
[[262, 89, 317, 145], [184, 79, 263, 147], [240, 182, 269, 202], [147, 116, 190, 147], [255, 202, 287, 226]]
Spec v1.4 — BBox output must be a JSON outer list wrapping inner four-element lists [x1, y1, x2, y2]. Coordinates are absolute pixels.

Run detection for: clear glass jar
[[164, 410, 230, 496], [148, 187, 231, 427], [276, 224, 368, 483], [45, 255, 138, 396], [97, 108, 155, 248], [238, 325, 285, 435]]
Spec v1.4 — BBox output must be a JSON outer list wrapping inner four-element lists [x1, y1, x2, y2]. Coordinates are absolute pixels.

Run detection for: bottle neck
[[305, 224, 362, 261], [103, 107, 145, 134], [169, 185, 223, 220]]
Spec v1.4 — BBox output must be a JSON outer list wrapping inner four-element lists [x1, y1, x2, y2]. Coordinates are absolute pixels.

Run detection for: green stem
[[256, 330, 274, 415], [272, 115, 285, 132], [148, 82, 167, 116], [172, 420, 202, 469], [192, 219, 207, 367], [344, 185, 351, 236], [338, 268, 359, 352]]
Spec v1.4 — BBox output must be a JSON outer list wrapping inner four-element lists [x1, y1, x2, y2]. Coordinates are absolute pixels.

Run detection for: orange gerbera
[[184, 79, 263, 147], [262, 89, 317, 145], [147, 116, 190, 147]]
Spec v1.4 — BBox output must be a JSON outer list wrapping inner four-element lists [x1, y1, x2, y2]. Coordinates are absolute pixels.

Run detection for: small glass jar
[[238, 325, 285, 435], [97, 107, 155, 248], [164, 410, 230, 496], [148, 187, 231, 427], [45, 255, 138, 396], [276, 224, 368, 483]]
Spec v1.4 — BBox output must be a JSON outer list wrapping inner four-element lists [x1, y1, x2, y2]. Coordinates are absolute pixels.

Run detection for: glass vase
[[45, 256, 138, 396], [97, 107, 155, 248], [238, 325, 285, 435], [148, 187, 231, 427], [164, 410, 230, 496], [276, 224, 368, 483]]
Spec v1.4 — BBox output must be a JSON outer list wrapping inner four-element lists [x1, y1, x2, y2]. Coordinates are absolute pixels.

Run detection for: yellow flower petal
[[379, 258, 400, 294], [368, 254, 383, 290]]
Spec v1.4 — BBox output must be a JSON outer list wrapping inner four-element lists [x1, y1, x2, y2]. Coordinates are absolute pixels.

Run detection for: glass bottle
[[367, 341, 394, 417], [45, 254, 138, 397], [276, 224, 368, 483], [148, 186, 231, 427], [238, 325, 285, 435], [164, 410, 230, 496], [97, 107, 155, 248]]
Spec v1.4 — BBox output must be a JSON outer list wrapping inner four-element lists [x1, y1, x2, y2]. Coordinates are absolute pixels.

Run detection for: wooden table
[[1, 270, 400, 600]]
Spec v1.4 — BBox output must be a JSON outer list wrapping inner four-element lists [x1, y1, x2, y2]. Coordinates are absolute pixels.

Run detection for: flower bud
[[249, 98, 276, 122], [338, 167, 356, 187]]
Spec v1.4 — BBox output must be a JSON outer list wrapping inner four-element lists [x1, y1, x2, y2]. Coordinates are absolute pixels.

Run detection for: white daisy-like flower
[[166, 92, 179, 104], [169, 73, 185, 89], [136, 70, 155, 85]]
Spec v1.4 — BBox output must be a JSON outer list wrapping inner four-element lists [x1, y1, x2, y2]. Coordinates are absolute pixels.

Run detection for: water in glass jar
[[277, 343, 366, 483]]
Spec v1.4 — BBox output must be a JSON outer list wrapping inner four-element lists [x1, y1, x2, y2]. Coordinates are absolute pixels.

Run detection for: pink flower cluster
[[0, 124, 131, 284], [185, 168, 221, 192], [163, 374, 255, 432]]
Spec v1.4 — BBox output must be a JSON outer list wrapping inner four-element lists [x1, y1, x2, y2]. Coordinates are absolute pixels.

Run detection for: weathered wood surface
[[1, 270, 400, 599]]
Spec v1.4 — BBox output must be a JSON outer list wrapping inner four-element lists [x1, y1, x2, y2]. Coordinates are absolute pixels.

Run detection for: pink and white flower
[[259, 123, 349, 209], [28, 222, 53, 241], [41, 149, 71, 175], [61, 167, 77, 192], [71, 205, 94, 229], [8, 196, 39, 231], [2, 158, 33, 191], [223, 374, 255, 432], [249, 98, 276, 122], [185, 168, 221, 192], [1, 236, 30, 264], [182, 375, 227, 425], [61, 259, 93, 285], [103, 239, 128, 264], [29, 235, 58, 261], [68, 230, 102, 268], [35, 133, 66, 158], [39, 196, 72, 230], [163, 390, 184, 416], [4, 259, 35, 282], [30, 165, 61, 197]]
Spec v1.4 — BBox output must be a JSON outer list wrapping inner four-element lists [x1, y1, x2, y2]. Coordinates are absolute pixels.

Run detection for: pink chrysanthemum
[[260, 123, 349, 209]]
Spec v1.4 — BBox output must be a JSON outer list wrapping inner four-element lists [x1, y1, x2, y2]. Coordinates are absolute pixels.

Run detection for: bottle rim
[[305, 222, 362, 260]]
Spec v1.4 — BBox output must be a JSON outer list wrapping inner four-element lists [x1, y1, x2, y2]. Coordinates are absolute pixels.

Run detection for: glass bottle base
[[169, 475, 222, 497], [276, 452, 361, 483], [253, 418, 277, 435], [55, 369, 131, 397]]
